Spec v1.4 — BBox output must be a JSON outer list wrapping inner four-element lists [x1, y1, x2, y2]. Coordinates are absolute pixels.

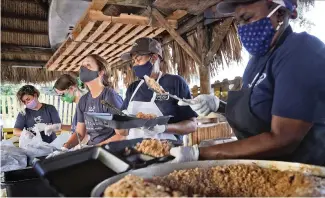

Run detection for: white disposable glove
[[46, 147, 68, 159], [44, 123, 61, 136], [142, 125, 166, 138], [71, 144, 93, 151], [22, 129, 35, 139], [178, 95, 220, 117], [170, 145, 199, 163], [33, 123, 47, 132]]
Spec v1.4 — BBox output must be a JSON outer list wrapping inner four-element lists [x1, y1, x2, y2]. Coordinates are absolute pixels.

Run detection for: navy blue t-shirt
[[242, 27, 325, 165], [122, 74, 198, 124], [77, 87, 123, 145], [14, 104, 61, 143], [71, 110, 77, 133]]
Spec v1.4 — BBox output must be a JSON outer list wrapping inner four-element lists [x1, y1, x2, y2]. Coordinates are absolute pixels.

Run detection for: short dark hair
[[16, 85, 40, 102], [54, 74, 78, 91]]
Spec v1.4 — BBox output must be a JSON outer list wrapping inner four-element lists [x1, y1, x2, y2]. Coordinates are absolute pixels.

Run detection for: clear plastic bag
[[19, 129, 57, 158], [0, 141, 28, 172]]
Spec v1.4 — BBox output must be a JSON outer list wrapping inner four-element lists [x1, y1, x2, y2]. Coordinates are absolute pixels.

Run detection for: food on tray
[[104, 175, 183, 197], [135, 139, 172, 157], [105, 164, 325, 197], [136, 112, 157, 119], [144, 75, 165, 94]]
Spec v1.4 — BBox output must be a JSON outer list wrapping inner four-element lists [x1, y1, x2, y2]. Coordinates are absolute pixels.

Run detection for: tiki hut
[[1, 0, 72, 84]]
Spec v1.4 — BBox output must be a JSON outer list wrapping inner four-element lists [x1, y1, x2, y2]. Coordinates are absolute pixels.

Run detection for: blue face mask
[[238, 5, 282, 56], [133, 60, 153, 78]]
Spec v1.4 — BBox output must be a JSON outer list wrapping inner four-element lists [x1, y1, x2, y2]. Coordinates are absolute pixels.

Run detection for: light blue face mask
[[238, 5, 282, 56]]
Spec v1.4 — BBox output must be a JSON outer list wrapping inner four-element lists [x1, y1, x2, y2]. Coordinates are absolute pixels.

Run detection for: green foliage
[[0, 85, 19, 96]]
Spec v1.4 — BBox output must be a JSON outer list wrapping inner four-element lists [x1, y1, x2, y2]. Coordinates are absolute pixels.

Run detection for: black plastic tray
[[1, 168, 58, 197], [84, 113, 172, 129], [103, 138, 182, 169], [33, 147, 130, 197]]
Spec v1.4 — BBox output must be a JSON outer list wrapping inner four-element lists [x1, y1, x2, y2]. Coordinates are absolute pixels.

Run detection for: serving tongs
[[143, 75, 195, 105], [100, 100, 127, 116]]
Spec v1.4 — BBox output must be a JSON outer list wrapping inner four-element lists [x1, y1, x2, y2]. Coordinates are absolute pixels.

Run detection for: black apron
[[226, 27, 292, 139]]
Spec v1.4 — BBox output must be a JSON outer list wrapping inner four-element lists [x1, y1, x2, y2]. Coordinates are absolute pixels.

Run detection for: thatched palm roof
[[1, 0, 315, 86], [1, 0, 72, 84]]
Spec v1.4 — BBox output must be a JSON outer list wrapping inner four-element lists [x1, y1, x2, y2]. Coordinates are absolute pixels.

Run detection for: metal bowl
[[91, 159, 325, 197]]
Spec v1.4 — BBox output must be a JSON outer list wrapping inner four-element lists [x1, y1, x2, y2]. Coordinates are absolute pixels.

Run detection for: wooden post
[[199, 65, 211, 94], [197, 25, 211, 94]]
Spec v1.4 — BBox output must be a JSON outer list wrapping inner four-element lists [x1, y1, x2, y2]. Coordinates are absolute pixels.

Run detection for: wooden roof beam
[[1, 14, 47, 21], [163, 15, 204, 45], [151, 8, 202, 65], [1, 44, 53, 56], [1, 60, 48, 67], [1, 29, 48, 35], [88, 10, 178, 29]]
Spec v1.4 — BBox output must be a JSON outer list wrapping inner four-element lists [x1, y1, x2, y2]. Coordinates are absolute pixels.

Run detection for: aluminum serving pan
[[91, 159, 325, 197]]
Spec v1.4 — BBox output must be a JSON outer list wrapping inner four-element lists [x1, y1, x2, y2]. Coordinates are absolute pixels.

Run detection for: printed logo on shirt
[[248, 73, 267, 88], [88, 106, 96, 112], [155, 94, 170, 101], [34, 116, 42, 123], [85, 120, 103, 131]]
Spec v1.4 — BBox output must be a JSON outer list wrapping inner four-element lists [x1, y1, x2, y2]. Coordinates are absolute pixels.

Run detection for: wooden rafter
[[1, 45, 53, 56], [0, 14, 47, 21], [2, 60, 47, 67], [46, 0, 186, 71], [163, 15, 204, 44], [88, 10, 178, 29], [152, 8, 202, 65], [1, 29, 48, 35]]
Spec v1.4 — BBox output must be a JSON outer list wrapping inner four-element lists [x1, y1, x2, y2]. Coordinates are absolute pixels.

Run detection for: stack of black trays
[[1, 167, 58, 197]]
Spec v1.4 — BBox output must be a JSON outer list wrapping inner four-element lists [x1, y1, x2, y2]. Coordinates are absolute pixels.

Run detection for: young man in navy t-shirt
[[116, 37, 197, 141]]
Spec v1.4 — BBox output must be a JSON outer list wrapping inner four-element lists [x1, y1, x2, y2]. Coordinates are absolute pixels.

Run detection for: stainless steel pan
[[91, 159, 325, 197]]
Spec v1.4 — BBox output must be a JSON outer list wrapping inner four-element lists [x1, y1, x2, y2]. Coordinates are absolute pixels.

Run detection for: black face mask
[[79, 66, 99, 83]]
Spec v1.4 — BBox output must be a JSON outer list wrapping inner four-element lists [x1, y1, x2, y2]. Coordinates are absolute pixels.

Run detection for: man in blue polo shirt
[[175, 0, 325, 166], [115, 37, 197, 142]]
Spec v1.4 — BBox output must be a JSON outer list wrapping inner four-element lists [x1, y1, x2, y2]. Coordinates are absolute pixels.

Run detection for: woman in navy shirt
[[54, 74, 87, 133], [14, 85, 61, 143], [62, 54, 124, 148], [174, 0, 325, 166]]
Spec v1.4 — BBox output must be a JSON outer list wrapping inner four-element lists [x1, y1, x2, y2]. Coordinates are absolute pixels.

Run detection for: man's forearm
[[98, 134, 126, 146], [166, 118, 197, 135], [199, 131, 300, 160], [64, 132, 85, 149]]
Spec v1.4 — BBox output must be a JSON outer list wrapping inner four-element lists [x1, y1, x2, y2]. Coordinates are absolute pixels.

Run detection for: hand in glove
[[178, 95, 220, 117], [21, 129, 35, 139], [142, 125, 166, 138], [44, 123, 61, 136], [46, 147, 68, 159], [169, 145, 199, 163], [33, 123, 47, 133]]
